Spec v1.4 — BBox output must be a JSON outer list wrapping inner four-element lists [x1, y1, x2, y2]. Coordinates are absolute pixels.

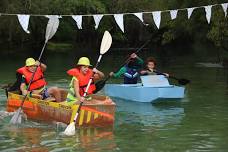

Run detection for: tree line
[[0, 0, 227, 60]]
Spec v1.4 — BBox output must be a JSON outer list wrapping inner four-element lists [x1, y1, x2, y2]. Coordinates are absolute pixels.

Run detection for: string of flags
[[0, 3, 227, 34]]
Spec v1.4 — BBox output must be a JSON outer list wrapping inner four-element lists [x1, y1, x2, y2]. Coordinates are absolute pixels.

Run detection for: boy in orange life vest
[[66, 57, 104, 103], [17, 58, 62, 102]]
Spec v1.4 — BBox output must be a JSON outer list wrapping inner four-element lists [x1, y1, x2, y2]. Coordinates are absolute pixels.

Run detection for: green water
[[0, 54, 228, 152]]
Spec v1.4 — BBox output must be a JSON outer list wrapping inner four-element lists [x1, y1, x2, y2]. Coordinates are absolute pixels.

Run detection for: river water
[[0, 54, 228, 152]]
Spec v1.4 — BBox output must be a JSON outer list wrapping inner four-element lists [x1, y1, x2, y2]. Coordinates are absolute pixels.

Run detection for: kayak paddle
[[94, 39, 151, 93], [169, 76, 190, 85], [63, 31, 112, 136], [153, 71, 190, 85], [10, 16, 60, 124]]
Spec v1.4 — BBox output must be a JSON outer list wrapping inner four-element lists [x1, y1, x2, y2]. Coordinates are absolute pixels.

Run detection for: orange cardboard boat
[[6, 91, 115, 127]]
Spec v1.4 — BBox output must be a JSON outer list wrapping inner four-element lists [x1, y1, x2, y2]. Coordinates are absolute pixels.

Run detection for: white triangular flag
[[114, 14, 124, 33], [72, 15, 82, 29], [152, 11, 161, 29], [221, 3, 228, 17], [93, 15, 103, 29], [204, 5, 212, 24], [17, 15, 30, 33], [134, 13, 144, 23], [187, 7, 195, 19], [170, 10, 178, 20]]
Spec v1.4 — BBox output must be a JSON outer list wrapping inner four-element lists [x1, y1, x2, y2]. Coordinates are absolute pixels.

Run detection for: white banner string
[[0, 3, 226, 33], [0, 3, 225, 17]]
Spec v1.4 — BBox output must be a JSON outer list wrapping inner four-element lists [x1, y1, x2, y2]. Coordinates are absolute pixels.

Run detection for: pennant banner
[[152, 11, 161, 29], [204, 5, 212, 24], [17, 14, 30, 34], [221, 3, 228, 17], [170, 10, 178, 20], [114, 14, 124, 33], [0, 3, 227, 33], [72, 15, 82, 29], [93, 15, 103, 29]]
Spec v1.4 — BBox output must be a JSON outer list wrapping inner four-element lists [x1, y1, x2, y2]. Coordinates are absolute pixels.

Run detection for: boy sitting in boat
[[16, 57, 62, 102], [140, 57, 169, 77], [109, 53, 143, 84], [66, 57, 104, 103]]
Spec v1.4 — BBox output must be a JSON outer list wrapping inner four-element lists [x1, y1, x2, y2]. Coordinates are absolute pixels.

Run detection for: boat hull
[[104, 83, 185, 102], [6, 92, 115, 127]]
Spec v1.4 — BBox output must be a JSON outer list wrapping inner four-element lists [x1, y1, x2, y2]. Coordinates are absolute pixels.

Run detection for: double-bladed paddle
[[153, 71, 190, 85], [10, 16, 60, 124], [169, 76, 190, 85], [94, 39, 151, 93], [63, 31, 112, 136]]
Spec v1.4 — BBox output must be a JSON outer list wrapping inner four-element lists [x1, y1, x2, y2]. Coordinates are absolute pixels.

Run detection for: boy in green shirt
[[109, 53, 143, 84]]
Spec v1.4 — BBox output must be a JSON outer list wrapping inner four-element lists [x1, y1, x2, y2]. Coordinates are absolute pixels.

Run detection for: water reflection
[[114, 98, 185, 128], [0, 123, 116, 152], [1, 55, 228, 151]]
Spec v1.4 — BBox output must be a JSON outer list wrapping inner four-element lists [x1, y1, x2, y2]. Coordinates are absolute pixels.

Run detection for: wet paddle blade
[[10, 108, 22, 124], [94, 80, 106, 93], [94, 76, 110, 93], [63, 122, 76, 136], [45, 16, 59, 42], [100, 31, 112, 55], [178, 79, 190, 85]]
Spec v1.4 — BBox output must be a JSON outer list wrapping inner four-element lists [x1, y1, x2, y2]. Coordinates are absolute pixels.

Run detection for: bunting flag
[[170, 10, 178, 20], [187, 7, 195, 19], [72, 15, 82, 29], [152, 11, 161, 29], [93, 14, 103, 29], [114, 14, 124, 33], [204, 5, 212, 24], [17, 15, 30, 33], [221, 3, 228, 17], [134, 13, 144, 23], [0, 2, 227, 33]]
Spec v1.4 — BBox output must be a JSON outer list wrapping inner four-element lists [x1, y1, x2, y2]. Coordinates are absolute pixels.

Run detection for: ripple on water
[[49, 147, 73, 152], [40, 139, 61, 146]]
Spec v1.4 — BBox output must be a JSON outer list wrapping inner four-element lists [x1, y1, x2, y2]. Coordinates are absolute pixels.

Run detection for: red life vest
[[17, 66, 47, 91], [67, 68, 96, 96]]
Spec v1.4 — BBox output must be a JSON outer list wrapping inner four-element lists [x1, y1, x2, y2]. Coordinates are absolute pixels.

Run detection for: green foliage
[[207, 6, 228, 49], [47, 42, 73, 53], [0, 0, 227, 55]]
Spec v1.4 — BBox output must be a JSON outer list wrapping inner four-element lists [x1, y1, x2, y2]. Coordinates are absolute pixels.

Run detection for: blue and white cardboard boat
[[104, 75, 185, 103]]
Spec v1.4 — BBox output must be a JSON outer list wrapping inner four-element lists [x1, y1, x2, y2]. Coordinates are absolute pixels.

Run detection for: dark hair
[[146, 57, 156, 66], [127, 59, 138, 68]]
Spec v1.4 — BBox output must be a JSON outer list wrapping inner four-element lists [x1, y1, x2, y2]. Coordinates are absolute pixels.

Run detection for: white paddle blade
[[10, 108, 22, 124], [45, 16, 59, 42], [63, 122, 76, 136], [100, 31, 112, 55]]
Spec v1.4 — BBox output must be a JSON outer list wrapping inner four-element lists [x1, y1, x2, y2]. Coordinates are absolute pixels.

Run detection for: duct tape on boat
[[36, 100, 50, 106], [58, 104, 72, 110], [30, 98, 72, 110]]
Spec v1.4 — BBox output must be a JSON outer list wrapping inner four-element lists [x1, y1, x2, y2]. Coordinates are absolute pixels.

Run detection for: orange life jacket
[[17, 66, 47, 91], [67, 68, 96, 96]]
